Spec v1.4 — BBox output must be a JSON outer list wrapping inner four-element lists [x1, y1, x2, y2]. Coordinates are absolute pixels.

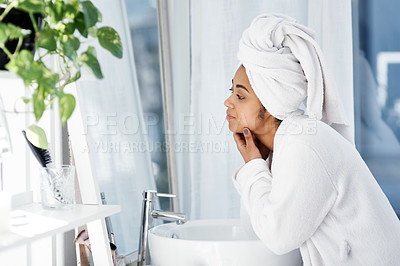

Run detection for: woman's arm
[[233, 138, 338, 255]]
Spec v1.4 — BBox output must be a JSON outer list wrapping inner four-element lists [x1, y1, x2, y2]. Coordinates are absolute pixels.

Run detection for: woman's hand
[[233, 128, 264, 163]]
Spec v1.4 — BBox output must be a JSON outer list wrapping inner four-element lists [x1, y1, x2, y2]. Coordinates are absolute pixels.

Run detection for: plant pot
[[0, 7, 42, 70]]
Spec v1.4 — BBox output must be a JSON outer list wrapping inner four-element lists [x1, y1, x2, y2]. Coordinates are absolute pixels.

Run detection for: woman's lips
[[226, 114, 235, 120]]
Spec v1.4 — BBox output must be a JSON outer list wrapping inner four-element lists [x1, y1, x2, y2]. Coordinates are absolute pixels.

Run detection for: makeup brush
[[22, 130, 65, 203], [22, 130, 51, 167]]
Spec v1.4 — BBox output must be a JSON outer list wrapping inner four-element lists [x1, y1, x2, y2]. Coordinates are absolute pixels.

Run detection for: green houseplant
[[0, 0, 123, 143]]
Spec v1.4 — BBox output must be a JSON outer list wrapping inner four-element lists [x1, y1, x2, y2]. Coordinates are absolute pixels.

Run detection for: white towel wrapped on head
[[237, 13, 349, 127]]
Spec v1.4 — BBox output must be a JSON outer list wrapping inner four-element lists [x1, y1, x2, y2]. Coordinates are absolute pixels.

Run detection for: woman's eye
[[228, 88, 244, 100]]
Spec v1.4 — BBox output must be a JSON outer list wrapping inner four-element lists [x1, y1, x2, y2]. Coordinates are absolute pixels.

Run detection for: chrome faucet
[[151, 210, 186, 224], [137, 190, 186, 266]]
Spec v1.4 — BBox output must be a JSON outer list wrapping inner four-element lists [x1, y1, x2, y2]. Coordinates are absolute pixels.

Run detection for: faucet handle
[[156, 193, 176, 198], [142, 190, 176, 202]]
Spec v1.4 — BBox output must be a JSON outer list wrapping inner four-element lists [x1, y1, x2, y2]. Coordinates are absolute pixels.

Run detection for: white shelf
[[0, 203, 121, 252]]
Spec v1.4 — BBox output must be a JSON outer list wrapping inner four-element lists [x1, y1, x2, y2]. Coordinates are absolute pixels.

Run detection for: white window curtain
[[73, 0, 156, 256], [172, 0, 354, 219]]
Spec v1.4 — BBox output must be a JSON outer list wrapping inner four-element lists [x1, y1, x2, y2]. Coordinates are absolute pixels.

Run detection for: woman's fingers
[[233, 132, 245, 148], [233, 128, 262, 163], [243, 128, 255, 148]]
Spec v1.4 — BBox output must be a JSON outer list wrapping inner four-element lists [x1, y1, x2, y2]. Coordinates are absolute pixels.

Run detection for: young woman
[[225, 14, 400, 265]]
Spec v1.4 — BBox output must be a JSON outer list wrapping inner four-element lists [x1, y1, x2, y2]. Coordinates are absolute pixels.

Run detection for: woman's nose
[[224, 95, 234, 108]]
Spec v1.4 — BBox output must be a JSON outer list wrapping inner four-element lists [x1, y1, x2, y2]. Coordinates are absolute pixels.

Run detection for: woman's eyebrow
[[232, 79, 249, 93], [236, 84, 249, 93]]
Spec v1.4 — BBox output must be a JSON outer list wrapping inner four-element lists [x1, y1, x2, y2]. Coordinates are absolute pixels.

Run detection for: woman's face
[[224, 65, 267, 134]]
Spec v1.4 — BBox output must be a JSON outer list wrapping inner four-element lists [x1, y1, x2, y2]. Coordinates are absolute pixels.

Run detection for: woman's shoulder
[[274, 114, 353, 155], [276, 115, 332, 140]]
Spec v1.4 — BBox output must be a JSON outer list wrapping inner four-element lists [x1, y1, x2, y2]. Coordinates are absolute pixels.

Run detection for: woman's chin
[[228, 122, 244, 133]]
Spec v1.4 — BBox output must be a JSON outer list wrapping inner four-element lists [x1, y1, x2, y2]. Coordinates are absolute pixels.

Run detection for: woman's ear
[[257, 105, 267, 119]]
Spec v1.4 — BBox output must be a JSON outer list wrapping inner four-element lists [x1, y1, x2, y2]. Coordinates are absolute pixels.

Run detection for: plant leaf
[[61, 34, 80, 60], [80, 46, 103, 79], [63, 22, 76, 35], [0, 23, 31, 45], [88, 26, 97, 38], [22, 97, 31, 104], [5, 50, 43, 85], [17, 0, 45, 14], [32, 86, 45, 122], [26, 124, 48, 149], [64, 0, 80, 19], [81, 1, 101, 28], [59, 93, 76, 126], [6, 50, 58, 93], [74, 12, 87, 38], [36, 27, 57, 51], [97, 26, 123, 58], [48, 0, 64, 22], [38, 66, 58, 93]]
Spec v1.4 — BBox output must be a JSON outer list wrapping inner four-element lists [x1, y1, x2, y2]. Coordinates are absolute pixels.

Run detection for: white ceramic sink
[[148, 219, 302, 266]]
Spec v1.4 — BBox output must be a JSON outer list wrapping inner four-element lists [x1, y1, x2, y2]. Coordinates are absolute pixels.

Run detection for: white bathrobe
[[233, 113, 400, 265]]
